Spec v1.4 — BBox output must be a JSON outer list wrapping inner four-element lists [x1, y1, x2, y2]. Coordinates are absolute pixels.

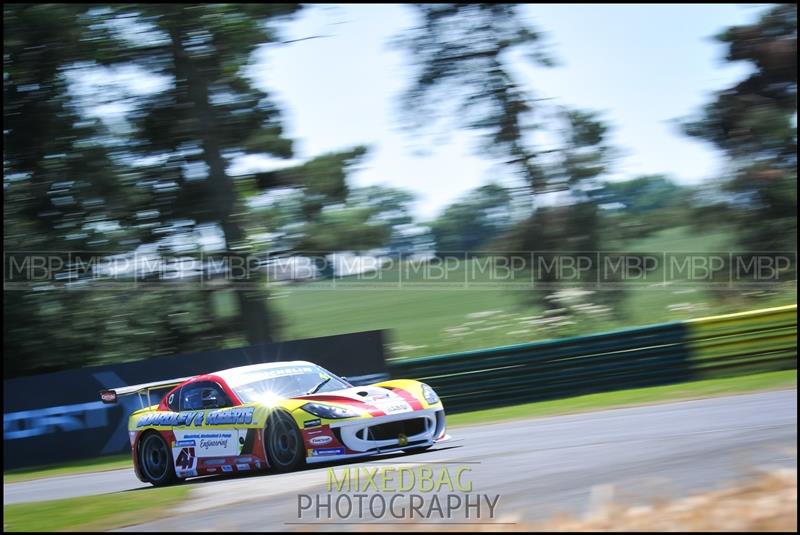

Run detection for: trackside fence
[[388, 305, 797, 413]]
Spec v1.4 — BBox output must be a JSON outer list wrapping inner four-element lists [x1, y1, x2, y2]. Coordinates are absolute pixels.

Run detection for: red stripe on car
[[294, 395, 385, 417], [385, 387, 424, 410]]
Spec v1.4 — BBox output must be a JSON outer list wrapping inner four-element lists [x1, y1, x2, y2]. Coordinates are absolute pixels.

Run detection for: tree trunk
[[168, 22, 273, 345]]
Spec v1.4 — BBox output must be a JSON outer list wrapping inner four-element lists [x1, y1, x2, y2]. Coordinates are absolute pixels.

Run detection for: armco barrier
[[388, 305, 797, 413], [685, 306, 797, 378]]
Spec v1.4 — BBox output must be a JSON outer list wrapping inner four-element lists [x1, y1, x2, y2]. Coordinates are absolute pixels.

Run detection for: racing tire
[[138, 431, 178, 487], [264, 410, 305, 473]]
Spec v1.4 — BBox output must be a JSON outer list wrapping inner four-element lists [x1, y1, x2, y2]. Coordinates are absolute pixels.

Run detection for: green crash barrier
[[685, 305, 797, 379], [388, 304, 797, 413]]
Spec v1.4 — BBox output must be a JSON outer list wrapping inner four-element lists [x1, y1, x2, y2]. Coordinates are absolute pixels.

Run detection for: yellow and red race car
[[100, 361, 448, 486]]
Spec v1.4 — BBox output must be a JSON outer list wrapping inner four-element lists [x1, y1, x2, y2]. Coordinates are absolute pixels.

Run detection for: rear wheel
[[264, 411, 305, 472], [138, 431, 177, 486]]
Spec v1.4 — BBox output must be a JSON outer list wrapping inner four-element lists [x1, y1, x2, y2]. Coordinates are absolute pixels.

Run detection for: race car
[[99, 361, 447, 486]]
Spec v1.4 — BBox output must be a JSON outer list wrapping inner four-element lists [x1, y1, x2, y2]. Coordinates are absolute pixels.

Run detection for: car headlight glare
[[303, 402, 359, 419], [422, 383, 440, 404]]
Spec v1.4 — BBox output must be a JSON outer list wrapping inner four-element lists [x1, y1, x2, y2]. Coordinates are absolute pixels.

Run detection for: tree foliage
[[3, 4, 377, 376], [431, 183, 514, 252], [399, 3, 553, 189], [683, 4, 797, 252]]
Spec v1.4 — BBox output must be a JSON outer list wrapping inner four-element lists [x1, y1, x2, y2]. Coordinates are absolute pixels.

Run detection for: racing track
[[4, 389, 797, 530]]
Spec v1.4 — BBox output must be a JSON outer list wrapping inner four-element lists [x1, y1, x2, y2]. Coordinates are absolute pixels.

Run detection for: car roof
[[213, 360, 318, 386]]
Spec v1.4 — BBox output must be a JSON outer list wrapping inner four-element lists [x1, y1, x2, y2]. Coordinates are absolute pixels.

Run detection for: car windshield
[[230, 364, 350, 404]]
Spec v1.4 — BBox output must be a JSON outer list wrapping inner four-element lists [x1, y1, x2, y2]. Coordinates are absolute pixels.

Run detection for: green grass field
[[262, 226, 796, 358], [3, 486, 189, 532], [446, 369, 797, 427], [3, 454, 132, 485]]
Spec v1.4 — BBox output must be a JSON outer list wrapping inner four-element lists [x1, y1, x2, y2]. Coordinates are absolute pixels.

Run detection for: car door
[[171, 380, 242, 477]]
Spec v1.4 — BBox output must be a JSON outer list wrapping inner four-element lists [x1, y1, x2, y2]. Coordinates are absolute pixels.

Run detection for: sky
[[234, 3, 764, 220]]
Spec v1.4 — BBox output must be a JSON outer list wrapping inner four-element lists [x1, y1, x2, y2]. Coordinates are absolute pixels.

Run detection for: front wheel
[[138, 431, 178, 486], [264, 411, 305, 472]]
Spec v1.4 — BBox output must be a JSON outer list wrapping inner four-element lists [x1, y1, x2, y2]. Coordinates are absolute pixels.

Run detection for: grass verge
[[446, 369, 797, 427], [266, 226, 796, 359], [3, 454, 132, 485], [3, 485, 189, 532]]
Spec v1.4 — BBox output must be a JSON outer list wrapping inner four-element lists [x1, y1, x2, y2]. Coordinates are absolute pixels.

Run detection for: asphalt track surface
[[4, 389, 797, 531]]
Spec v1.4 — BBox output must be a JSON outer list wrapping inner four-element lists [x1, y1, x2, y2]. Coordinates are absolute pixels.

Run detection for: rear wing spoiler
[[99, 377, 191, 408]]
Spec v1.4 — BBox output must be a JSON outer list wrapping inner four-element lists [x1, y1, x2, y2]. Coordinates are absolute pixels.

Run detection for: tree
[[399, 7, 623, 314], [323, 185, 418, 253], [3, 4, 176, 377], [683, 4, 797, 252], [3, 4, 376, 376], [502, 109, 626, 314], [431, 183, 514, 252], [592, 175, 690, 215], [3, 4, 135, 251], [92, 5, 375, 344], [505, 109, 613, 252], [590, 175, 695, 242], [398, 4, 554, 190]]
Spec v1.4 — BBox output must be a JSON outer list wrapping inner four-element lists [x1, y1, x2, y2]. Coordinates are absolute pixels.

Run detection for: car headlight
[[421, 383, 440, 404], [302, 402, 360, 419]]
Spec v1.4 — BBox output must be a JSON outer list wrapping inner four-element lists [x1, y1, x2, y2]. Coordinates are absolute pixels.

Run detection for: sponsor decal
[[175, 447, 196, 471], [309, 436, 332, 446], [303, 419, 321, 428], [371, 397, 413, 415], [4, 401, 110, 440], [221, 465, 233, 472], [383, 403, 411, 415], [136, 407, 255, 428], [175, 439, 196, 447], [206, 407, 254, 426], [236, 463, 250, 471], [207, 468, 217, 473], [397, 433, 408, 447], [136, 410, 204, 428], [174, 431, 238, 457], [312, 448, 344, 456], [199, 437, 229, 451]]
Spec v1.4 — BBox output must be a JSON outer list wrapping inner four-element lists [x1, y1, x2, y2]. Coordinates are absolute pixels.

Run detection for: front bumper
[[306, 408, 446, 463]]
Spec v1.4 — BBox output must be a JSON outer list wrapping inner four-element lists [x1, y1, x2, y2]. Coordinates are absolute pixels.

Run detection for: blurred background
[[3, 3, 796, 377]]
